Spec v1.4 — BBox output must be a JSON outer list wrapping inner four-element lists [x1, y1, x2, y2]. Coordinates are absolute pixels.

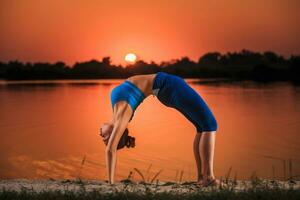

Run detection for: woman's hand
[[100, 128, 111, 145]]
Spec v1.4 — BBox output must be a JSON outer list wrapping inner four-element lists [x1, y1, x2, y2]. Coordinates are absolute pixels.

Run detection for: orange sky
[[0, 0, 299, 65]]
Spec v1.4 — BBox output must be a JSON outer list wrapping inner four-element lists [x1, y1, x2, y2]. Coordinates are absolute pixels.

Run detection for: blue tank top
[[110, 80, 145, 118]]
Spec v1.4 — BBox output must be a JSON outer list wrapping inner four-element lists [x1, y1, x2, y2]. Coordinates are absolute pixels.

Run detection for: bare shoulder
[[113, 101, 132, 121]]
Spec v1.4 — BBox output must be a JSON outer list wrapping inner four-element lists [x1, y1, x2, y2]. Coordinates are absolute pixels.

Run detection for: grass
[[1, 174, 300, 200], [1, 176, 299, 200], [0, 186, 300, 200], [132, 165, 164, 185], [2, 157, 299, 200]]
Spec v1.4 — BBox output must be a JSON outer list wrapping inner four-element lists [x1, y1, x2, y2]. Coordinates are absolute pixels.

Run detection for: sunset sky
[[0, 0, 299, 65]]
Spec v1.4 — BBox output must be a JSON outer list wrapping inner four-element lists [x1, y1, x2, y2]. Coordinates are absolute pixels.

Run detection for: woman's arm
[[105, 110, 130, 184]]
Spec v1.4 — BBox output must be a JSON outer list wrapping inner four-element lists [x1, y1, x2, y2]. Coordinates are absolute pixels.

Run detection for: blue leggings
[[153, 72, 217, 132]]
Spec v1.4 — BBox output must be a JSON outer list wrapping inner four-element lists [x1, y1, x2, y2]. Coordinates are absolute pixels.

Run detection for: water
[[0, 79, 300, 181]]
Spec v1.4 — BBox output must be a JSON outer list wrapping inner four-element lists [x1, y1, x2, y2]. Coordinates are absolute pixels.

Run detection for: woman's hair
[[117, 128, 135, 150]]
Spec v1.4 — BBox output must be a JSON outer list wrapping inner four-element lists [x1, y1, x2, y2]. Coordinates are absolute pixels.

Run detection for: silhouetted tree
[[164, 57, 197, 77], [289, 56, 300, 82], [0, 62, 6, 78], [0, 50, 299, 82]]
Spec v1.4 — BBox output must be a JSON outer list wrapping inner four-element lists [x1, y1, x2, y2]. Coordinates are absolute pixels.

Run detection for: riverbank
[[1, 179, 299, 200]]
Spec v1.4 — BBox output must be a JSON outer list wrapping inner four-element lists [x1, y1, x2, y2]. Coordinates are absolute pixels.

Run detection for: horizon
[[0, 49, 298, 67], [0, 0, 299, 66]]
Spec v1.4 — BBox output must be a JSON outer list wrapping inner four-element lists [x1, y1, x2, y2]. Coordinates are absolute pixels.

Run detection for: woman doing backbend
[[100, 72, 219, 186]]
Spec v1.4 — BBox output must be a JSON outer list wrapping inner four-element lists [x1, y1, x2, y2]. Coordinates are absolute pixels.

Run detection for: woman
[[99, 72, 219, 186]]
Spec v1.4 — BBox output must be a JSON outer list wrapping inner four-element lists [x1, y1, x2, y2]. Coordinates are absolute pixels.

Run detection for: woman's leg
[[193, 132, 203, 182], [200, 131, 216, 183]]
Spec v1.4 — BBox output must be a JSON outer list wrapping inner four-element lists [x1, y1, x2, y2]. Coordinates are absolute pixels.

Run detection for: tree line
[[0, 50, 299, 82]]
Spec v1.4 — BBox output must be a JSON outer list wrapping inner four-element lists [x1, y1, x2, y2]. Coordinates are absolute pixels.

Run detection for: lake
[[0, 79, 300, 181]]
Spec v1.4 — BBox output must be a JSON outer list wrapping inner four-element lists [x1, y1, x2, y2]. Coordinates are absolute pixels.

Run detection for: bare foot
[[202, 179, 223, 187], [197, 176, 203, 184], [197, 180, 203, 186]]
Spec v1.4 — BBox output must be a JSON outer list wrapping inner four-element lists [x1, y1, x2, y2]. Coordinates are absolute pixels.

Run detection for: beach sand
[[1, 179, 299, 194]]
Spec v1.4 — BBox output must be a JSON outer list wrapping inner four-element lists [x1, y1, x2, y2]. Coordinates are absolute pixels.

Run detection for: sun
[[125, 53, 137, 63]]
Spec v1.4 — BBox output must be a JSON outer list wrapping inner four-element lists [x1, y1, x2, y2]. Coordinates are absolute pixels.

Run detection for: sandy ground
[[0, 179, 299, 193]]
